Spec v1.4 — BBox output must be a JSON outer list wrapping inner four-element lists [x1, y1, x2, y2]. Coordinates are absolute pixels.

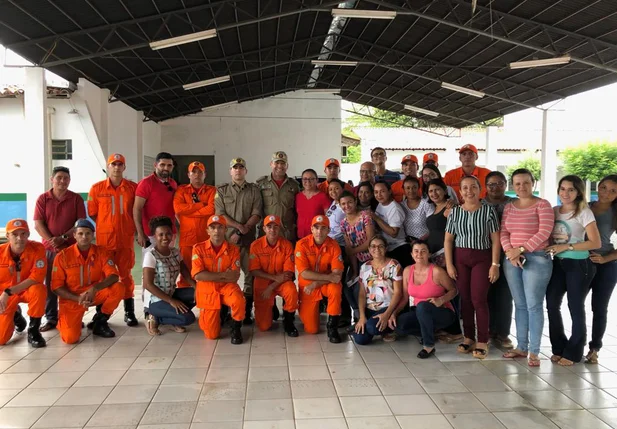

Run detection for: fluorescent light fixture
[[150, 28, 217, 51], [304, 88, 341, 93], [311, 60, 358, 67], [202, 101, 238, 112], [331, 9, 397, 19], [404, 104, 439, 117], [183, 75, 231, 90], [509, 55, 571, 69], [441, 82, 485, 98]]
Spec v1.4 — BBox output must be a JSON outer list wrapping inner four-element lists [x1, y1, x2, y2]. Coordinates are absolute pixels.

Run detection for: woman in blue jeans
[[352, 235, 402, 345], [143, 216, 196, 335], [500, 169, 555, 366], [545, 175, 601, 365], [586, 175, 617, 364]]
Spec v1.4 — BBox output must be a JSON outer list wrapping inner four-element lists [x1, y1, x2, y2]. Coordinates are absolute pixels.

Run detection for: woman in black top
[[425, 179, 453, 268]]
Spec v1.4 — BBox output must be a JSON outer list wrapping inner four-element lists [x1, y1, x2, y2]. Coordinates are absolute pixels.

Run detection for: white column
[[24, 67, 50, 238], [540, 110, 558, 205], [485, 126, 498, 168]]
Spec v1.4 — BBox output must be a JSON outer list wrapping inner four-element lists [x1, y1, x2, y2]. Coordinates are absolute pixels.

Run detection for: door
[[172, 155, 216, 186]]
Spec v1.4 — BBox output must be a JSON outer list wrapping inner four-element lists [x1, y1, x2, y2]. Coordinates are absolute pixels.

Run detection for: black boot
[[92, 312, 116, 338], [283, 311, 299, 337], [272, 303, 280, 321], [230, 320, 243, 345], [13, 306, 27, 333], [27, 318, 46, 348], [86, 305, 102, 330], [243, 296, 254, 326], [327, 316, 342, 344], [220, 306, 231, 327], [123, 298, 138, 327]]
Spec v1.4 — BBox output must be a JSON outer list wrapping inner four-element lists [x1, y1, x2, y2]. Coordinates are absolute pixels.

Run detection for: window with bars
[[52, 139, 72, 160]]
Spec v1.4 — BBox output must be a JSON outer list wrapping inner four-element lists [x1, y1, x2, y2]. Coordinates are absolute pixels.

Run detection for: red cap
[[311, 215, 330, 228], [324, 158, 340, 169], [188, 161, 206, 172], [6, 219, 29, 234], [107, 153, 126, 165], [207, 215, 227, 227], [423, 153, 438, 164], [459, 144, 478, 154], [264, 215, 281, 226], [401, 154, 418, 164]]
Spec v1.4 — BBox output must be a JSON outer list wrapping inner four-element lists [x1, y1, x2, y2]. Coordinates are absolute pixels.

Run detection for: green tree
[[506, 155, 542, 182], [344, 145, 361, 164], [560, 141, 617, 182]]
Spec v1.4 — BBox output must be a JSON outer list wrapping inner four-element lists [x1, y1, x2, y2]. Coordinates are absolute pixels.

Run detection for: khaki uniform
[[256, 175, 300, 241], [214, 181, 263, 294]]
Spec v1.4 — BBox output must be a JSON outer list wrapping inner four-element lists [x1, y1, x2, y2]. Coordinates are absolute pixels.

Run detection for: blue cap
[[74, 218, 95, 231]]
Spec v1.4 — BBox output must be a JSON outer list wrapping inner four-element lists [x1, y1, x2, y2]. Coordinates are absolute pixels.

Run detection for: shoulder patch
[[192, 254, 199, 260], [35, 259, 45, 269], [52, 266, 58, 272], [249, 254, 256, 259], [296, 251, 302, 258], [235, 260, 241, 267], [338, 255, 343, 262], [107, 259, 115, 266]]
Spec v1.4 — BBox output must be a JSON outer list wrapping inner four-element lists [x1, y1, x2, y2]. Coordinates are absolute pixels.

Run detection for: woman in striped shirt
[[500, 169, 554, 366], [445, 176, 501, 359]]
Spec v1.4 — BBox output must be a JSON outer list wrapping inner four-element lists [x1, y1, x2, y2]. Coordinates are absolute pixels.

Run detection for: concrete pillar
[[24, 67, 50, 238], [540, 110, 558, 205], [485, 126, 498, 168]]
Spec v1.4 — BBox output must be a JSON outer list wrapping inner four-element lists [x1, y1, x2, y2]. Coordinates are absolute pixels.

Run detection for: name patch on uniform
[[35, 259, 45, 268], [192, 254, 199, 260], [107, 259, 115, 266]]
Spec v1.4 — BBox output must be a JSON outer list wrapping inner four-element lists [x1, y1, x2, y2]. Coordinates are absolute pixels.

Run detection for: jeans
[[503, 252, 553, 355], [352, 307, 390, 345], [589, 260, 617, 350], [546, 258, 596, 362], [395, 301, 456, 347], [148, 288, 196, 326], [488, 264, 513, 338], [342, 282, 360, 320], [44, 250, 58, 324]]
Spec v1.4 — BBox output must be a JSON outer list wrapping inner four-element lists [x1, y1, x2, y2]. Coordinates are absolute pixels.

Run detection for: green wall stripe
[[0, 193, 27, 201]]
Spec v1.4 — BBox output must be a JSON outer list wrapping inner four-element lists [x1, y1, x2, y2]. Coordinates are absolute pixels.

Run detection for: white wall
[[160, 91, 341, 184]]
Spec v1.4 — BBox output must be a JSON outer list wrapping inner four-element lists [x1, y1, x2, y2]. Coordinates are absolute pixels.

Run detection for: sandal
[[528, 354, 541, 367], [550, 355, 562, 363], [457, 341, 476, 354], [503, 349, 528, 359], [146, 315, 161, 336], [557, 357, 575, 367], [171, 325, 186, 333], [473, 347, 488, 360], [585, 349, 599, 364]]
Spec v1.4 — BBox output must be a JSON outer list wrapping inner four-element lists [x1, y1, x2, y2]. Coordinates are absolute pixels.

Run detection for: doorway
[[172, 155, 216, 186]]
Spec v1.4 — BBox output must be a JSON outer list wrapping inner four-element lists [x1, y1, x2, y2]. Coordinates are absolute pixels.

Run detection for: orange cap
[[107, 153, 126, 165], [264, 215, 281, 226], [459, 144, 478, 154], [207, 215, 227, 227], [188, 161, 205, 172], [6, 219, 29, 234], [401, 154, 418, 164], [311, 215, 330, 228], [324, 158, 340, 169], [423, 153, 438, 164]]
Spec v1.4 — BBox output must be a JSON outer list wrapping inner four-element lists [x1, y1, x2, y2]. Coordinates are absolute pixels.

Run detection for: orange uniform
[[51, 244, 123, 344], [391, 178, 423, 203], [443, 166, 491, 202], [295, 235, 344, 334], [192, 240, 245, 339], [249, 236, 299, 332], [174, 183, 216, 286], [0, 241, 47, 345], [87, 178, 137, 299], [318, 180, 354, 196]]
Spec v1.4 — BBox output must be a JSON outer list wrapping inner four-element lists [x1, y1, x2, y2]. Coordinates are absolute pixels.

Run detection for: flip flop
[[473, 347, 488, 360], [503, 349, 528, 359]]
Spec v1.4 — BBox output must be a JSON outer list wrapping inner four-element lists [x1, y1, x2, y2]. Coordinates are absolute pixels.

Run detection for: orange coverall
[[295, 235, 344, 334], [443, 166, 491, 202], [318, 180, 354, 195], [192, 240, 245, 339], [391, 178, 423, 203], [0, 241, 47, 345], [51, 244, 123, 344], [249, 236, 299, 332], [87, 178, 137, 299], [173, 183, 216, 287]]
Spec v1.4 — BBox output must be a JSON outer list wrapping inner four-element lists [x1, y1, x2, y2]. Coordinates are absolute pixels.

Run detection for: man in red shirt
[[443, 144, 491, 202], [33, 166, 86, 332]]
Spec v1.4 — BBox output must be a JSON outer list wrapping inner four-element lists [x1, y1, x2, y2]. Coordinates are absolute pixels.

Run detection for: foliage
[[505, 155, 542, 182], [342, 105, 432, 134], [344, 145, 361, 164], [560, 141, 617, 182]]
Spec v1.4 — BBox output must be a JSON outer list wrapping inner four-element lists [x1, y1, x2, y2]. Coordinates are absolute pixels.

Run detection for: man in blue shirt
[[371, 147, 400, 186]]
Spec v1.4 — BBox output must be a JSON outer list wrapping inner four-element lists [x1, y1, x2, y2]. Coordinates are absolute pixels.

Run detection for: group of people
[[0, 145, 615, 366]]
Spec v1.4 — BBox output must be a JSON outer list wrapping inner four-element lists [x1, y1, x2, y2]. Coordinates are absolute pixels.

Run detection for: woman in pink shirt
[[500, 169, 554, 366]]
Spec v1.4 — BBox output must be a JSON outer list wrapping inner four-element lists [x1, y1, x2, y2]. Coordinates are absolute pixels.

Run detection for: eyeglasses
[[162, 182, 174, 192], [302, 178, 317, 182], [486, 182, 506, 189], [369, 244, 386, 250]]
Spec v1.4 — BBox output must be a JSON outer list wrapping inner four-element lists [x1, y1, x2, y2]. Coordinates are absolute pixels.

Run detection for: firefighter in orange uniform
[[392, 154, 422, 202], [192, 215, 245, 344], [249, 215, 299, 336], [87, 153, 138, 326], [51, 219, 123, 344], [173, 161, 216, 286], [0, 220, 47, 347], [295, 215, 343, 343], [318, 158, 354, 195], [443, 144, 491, 202]]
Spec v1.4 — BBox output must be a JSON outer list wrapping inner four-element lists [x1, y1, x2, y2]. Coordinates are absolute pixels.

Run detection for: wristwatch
[[518, 246, 526, 254], [3, 288, 12, 296], [492, 262, 501, 267], [568, 244, 575, 251]]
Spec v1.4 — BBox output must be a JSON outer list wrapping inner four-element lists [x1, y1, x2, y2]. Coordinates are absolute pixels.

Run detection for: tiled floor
[[3, 291, 617, 429]]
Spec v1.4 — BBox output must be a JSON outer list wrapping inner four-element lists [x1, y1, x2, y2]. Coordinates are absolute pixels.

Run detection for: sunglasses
[[162, 182, 174, 192]]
